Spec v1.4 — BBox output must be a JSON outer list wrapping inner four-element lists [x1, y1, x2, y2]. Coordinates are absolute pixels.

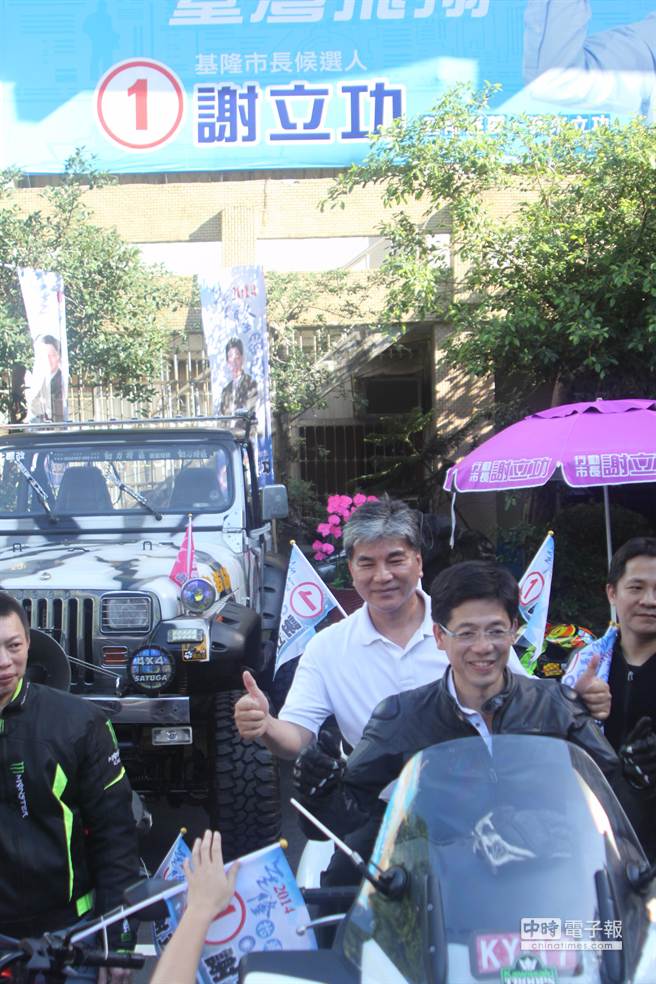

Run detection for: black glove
[[620, 716, 656, 790], [293, 729, 344, 800]]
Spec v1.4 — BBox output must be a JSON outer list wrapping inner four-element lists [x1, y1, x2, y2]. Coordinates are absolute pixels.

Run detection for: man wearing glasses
[[296, 560, 651, 872]]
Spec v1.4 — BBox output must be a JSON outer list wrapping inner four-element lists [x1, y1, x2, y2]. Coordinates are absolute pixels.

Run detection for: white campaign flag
[[18, 268, 68, 422], [275, 543, 345, 675], [516, 531, 554, 669], [154, 837, 316, 984]]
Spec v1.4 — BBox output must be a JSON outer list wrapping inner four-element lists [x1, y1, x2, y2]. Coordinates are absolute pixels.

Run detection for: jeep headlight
[[180, 577, 216, 614], [128, 646, 175, 692], [101, 593, 152, 634]]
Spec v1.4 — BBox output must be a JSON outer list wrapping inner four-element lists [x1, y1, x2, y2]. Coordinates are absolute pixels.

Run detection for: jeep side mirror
[[261, 484, 288, 520]]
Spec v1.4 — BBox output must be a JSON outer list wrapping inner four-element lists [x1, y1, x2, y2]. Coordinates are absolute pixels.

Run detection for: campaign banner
[[17, 268, 69, 423], [562, 622, 618, 687], [200, 266, 274, 485], [154, 835, 316, 984], [516, 531, 554, 672], [275, 543, 343, 674], [3, 1, 654, 175]]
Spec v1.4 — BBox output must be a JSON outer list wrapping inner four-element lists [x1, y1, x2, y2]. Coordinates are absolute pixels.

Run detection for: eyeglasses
[[438, 624, 514, 645]]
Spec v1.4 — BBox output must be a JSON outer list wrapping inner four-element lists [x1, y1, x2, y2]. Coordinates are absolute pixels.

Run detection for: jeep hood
[[0, 538, 228, 592]]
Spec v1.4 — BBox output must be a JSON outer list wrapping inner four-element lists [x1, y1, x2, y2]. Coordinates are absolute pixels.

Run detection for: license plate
[[472, 934, 579, 977]]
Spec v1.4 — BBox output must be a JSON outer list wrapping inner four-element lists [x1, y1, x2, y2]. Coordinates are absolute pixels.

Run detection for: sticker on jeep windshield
[[48, 446, 218, 464]]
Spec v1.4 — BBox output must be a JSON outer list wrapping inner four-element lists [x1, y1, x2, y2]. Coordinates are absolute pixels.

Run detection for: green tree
[[265, 269, 367, 483], [324, 84, 656, 412], [0, 151, 182, 414]]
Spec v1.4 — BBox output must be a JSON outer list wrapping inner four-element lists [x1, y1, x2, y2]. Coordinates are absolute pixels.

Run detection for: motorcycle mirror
[[123, 877, 184, 921], [626, 860, 656, 893], [290, 798, 408, 900]]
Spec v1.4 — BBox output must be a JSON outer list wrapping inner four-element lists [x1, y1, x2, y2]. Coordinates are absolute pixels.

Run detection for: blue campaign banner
[[3, 1, 656, 174]]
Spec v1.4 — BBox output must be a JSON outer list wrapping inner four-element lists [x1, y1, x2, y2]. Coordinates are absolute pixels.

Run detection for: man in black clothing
[[604, 539, 656, 809], [0, 592, 139, 983], [296, 561, 651, 867]]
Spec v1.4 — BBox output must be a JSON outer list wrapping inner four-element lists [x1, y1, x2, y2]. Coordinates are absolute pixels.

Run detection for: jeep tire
[[209, 690, 281, 861]]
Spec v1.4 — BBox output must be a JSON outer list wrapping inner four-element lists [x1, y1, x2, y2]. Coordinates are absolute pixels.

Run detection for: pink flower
[[316, 523, 332, 537], [326, 494, 342, 514], [321, 542, 335, 556], [352, 493, 367, 507], [332, 527, 342, 539], [367, 495, 379, 502], [327, 513, 341, 527]]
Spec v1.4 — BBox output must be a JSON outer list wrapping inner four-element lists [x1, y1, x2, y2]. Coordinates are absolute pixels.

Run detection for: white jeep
[[0, 415, 288, 860]]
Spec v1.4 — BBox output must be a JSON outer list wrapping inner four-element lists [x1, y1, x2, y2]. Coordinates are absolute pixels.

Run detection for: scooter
[[240, 734, 656, 983]]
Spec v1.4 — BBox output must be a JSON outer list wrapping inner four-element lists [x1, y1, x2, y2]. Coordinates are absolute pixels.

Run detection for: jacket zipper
[[623, 668, 634, 727]]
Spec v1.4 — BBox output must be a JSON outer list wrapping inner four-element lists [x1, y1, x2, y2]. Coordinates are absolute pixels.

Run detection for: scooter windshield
[[341, 735, 647, 984]]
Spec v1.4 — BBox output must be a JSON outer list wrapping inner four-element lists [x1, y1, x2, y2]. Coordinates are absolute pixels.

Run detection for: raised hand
[[573, 653, 611, 720], [234, 670, 270, 740]]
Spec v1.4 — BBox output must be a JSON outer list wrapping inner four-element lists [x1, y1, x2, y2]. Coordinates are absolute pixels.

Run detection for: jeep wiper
[[110, 464, 162, 521], [15, 459, 58, 523]]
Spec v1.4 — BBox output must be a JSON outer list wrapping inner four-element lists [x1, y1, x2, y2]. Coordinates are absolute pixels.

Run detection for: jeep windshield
[[0, 438, 234, 520]]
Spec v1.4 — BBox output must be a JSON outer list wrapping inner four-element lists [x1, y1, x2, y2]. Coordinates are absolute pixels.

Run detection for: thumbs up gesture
[[573, 653, 611, 721], [234, 670, 270, 740]]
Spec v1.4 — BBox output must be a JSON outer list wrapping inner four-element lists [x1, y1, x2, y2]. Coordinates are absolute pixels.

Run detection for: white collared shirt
[[279, 590, 527, 750], [447, 669, 493, 753]]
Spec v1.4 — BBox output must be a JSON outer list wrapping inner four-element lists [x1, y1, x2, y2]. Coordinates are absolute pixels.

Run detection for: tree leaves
[[0, 151, 182, 411], [326, 87, 656, 409]]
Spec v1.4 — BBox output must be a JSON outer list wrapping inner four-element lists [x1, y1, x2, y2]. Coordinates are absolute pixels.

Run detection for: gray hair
[[343, 496, 421, 558]]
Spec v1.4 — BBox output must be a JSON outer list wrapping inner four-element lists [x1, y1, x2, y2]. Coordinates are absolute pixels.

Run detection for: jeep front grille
[[20, 593, 96, 685]]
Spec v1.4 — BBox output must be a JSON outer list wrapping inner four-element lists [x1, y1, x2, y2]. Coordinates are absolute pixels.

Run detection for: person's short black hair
[[430, 560, 519, 626], [608, 537, 656, 587], [40, 334, 60, 353], [225, 337, 243, 359], [0, 592, 30, 638]]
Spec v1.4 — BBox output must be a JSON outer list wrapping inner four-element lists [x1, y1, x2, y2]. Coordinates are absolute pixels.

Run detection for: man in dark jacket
[[0, 591, 139, 982], [296, 560, 651, 872]]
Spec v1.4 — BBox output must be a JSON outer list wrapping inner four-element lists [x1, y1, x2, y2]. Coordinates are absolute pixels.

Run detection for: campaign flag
[[169, 515, 198, 587], [562, 623, 619, 688], [275, 544, 344, 676], [200, 266, 275, 486], [516, 531, 554, 673], [18, 268, 68, 422], [154, 839, 316, 984], [152, 832, 192, 952]]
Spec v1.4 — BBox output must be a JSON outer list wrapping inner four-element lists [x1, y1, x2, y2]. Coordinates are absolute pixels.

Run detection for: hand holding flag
[[562, 623, 619, 689]]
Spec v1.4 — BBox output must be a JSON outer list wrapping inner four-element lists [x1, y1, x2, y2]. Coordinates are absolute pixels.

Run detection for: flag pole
[[186, 512, 193, 579]]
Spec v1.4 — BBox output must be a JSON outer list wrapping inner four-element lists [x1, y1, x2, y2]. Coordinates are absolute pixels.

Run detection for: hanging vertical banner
[[18, 268, 68, 423], [200, 266, 274, 485]]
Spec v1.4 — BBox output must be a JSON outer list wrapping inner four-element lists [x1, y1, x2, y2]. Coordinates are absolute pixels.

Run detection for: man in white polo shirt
[[234, 498, 609, 761]]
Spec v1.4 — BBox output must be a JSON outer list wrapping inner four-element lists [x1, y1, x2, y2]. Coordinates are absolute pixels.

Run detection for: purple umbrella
[[444, 398, 656, 567]]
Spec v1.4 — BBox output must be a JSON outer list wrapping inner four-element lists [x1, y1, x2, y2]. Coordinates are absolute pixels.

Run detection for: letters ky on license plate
[[473, 933, 580, 977]]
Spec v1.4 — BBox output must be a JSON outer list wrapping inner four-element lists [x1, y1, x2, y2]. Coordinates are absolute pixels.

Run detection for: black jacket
[[604, 637, 656, 752], [311, 670, 649, 847], [0, 679, 139, 937]]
